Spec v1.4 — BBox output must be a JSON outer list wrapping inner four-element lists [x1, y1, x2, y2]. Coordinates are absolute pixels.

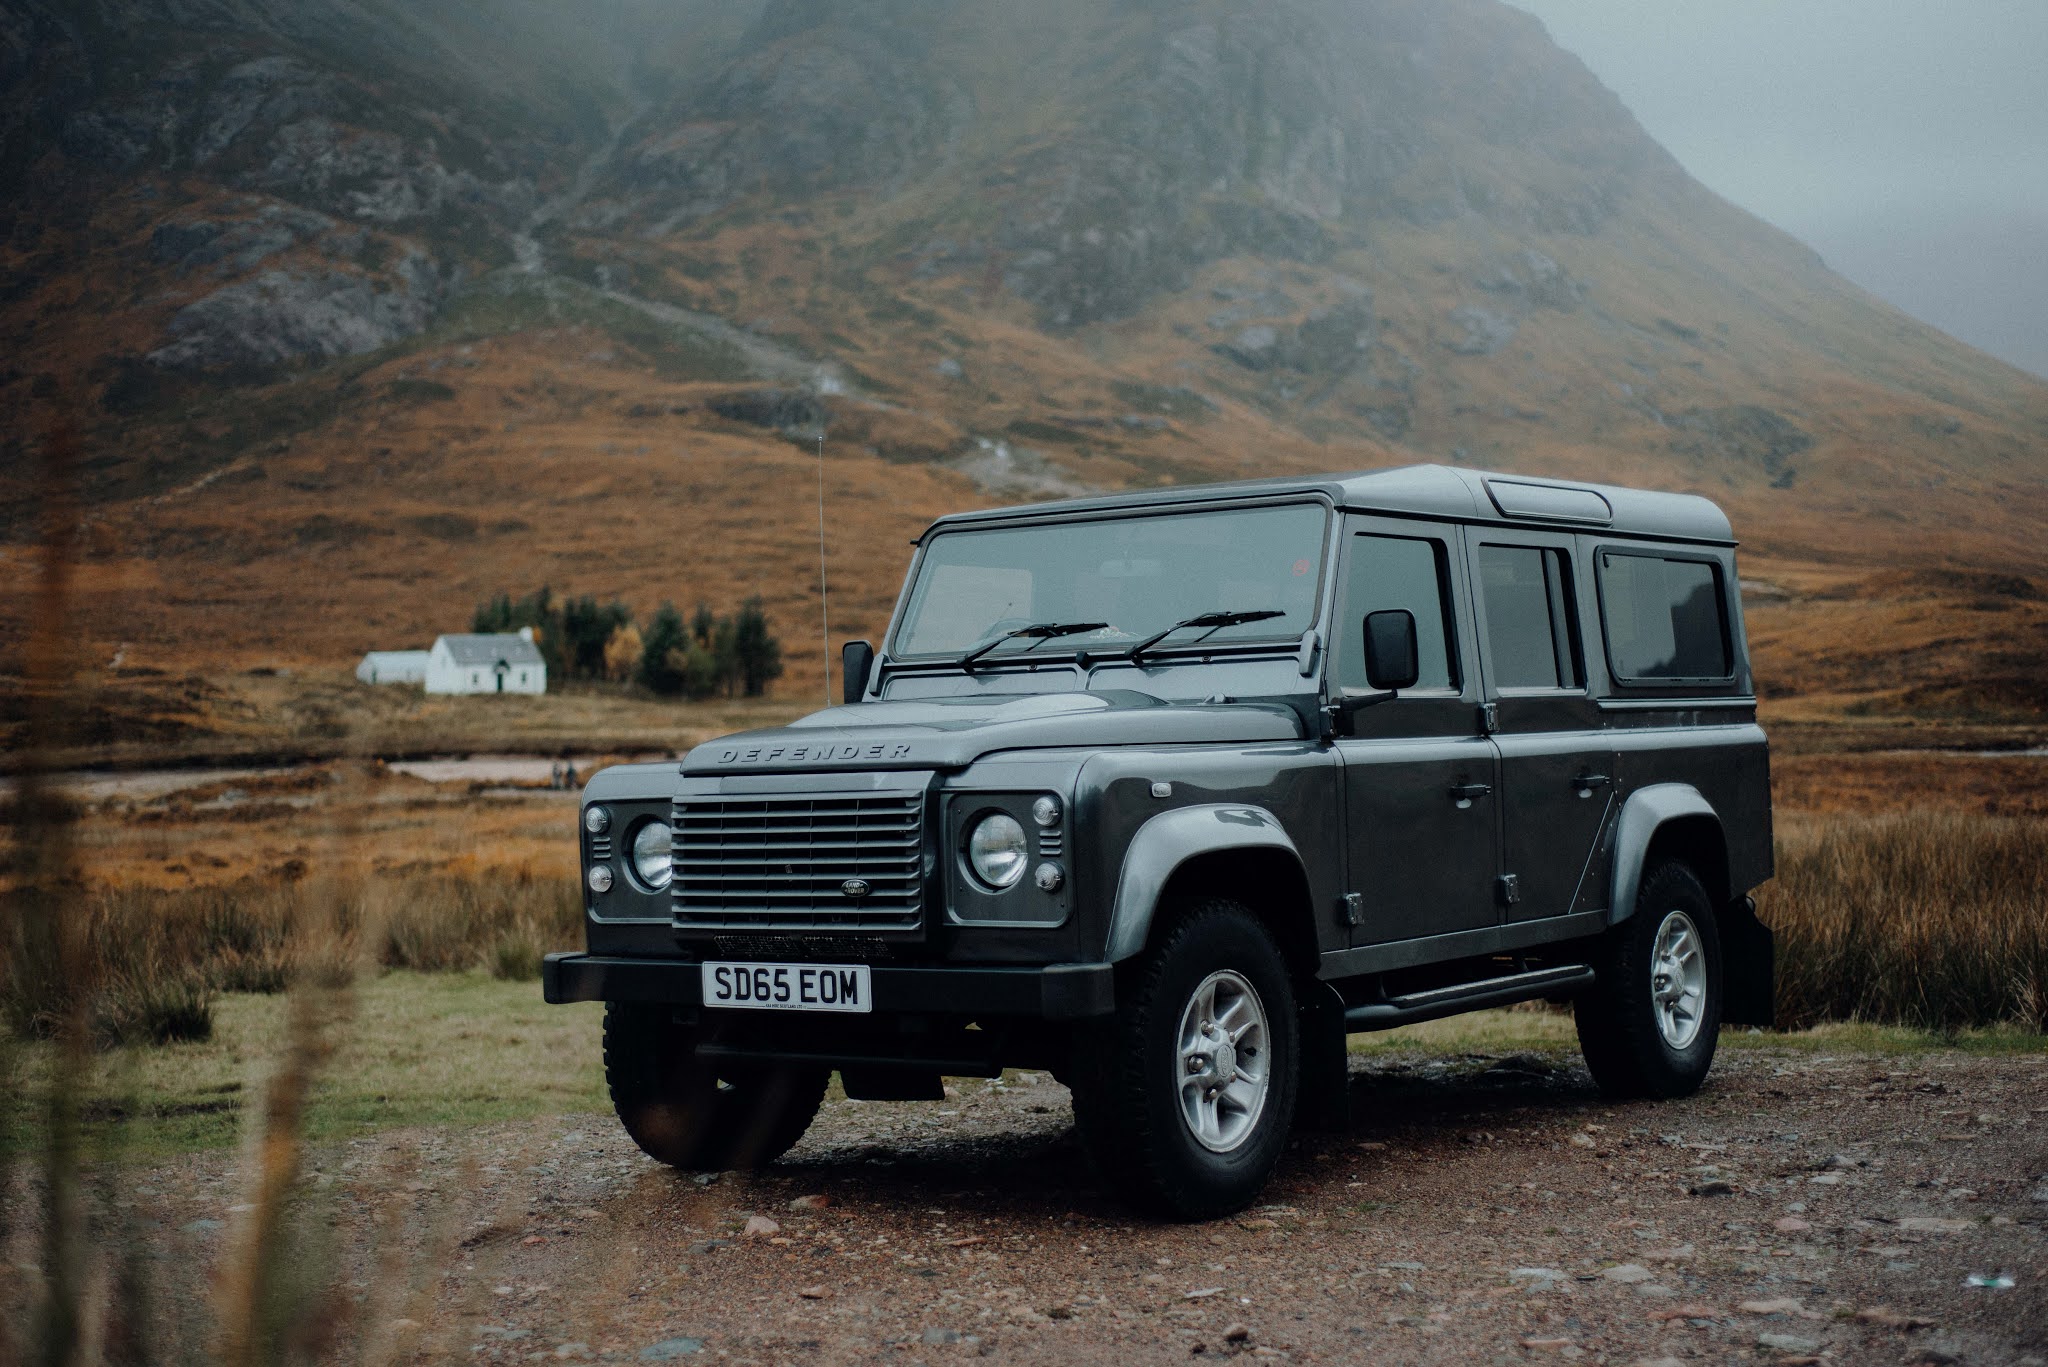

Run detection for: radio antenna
[[817, 432, 832, 707]]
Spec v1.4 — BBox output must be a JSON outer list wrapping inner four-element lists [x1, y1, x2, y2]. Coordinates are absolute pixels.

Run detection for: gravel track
[[127, 1046, 2048, 1365]]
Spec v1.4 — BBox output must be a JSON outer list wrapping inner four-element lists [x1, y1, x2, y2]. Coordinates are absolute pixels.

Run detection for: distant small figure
[[564, 762, 580, 790], [550, 760, 563, 790]]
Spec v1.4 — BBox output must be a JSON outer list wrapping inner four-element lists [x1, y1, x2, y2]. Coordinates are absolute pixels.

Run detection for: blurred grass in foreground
[[3, 972, 606, 1159]]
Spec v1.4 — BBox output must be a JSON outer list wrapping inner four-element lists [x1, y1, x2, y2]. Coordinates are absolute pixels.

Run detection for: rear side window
[[1477, 544, 1581, 689], [1598, 552, 1731, 681]]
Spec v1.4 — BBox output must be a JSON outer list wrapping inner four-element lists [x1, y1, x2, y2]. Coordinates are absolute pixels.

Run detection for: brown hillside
[[2, 0, 2045, 739]]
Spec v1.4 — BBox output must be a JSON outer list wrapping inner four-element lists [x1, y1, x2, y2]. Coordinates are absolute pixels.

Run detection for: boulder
[[147, 250, 444, 371]]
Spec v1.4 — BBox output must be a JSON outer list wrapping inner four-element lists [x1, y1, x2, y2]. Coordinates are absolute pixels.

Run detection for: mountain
[[3, 0, 2045, 725]]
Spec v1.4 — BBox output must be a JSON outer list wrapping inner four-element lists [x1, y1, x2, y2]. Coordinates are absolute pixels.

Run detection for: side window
[[1335, 533, 1457, 691], [1598, 552, 1732, 681], [1477, 544, 1581, 689]]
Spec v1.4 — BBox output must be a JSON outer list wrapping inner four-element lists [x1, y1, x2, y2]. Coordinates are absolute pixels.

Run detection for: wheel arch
[[1609, 783, 1731, 925], [1106, 804, 1319, 980]]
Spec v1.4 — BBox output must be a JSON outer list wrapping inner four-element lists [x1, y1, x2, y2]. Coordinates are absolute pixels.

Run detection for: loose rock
[[1757, 1332, 1821, 1353], [1854, 1306, 1935, 1329]]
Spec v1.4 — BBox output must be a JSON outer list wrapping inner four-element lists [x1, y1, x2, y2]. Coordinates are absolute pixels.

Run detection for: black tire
[[1069, 900, 1299, 1220], [603, 1003, 828, 1170], [1575, 860, 1723, 1099]]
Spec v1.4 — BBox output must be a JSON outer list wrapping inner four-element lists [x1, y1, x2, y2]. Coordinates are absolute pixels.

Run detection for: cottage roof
[[436, 633, 545, 667]]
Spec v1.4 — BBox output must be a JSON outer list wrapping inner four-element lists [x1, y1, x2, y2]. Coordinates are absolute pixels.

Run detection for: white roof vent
[[1485, 479, 1613, 524]]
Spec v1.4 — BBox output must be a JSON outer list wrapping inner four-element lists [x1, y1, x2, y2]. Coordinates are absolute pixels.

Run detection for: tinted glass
[[1478, 545, 1580, 689], [1600, 553, 1730, 680], [894, 503, 1328, 658], [1336, 534, 1455, 691]]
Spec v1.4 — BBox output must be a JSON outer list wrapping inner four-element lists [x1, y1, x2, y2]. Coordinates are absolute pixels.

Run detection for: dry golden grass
[[2, 869, 579, 1048], [1769, 751, 2048, 816], [1761, 808, 2048, 1032]]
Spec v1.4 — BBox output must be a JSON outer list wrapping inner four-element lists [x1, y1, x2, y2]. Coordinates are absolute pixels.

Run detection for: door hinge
[[1339, 892, 1365, 927], [1478, 702, 1499, 735], [1497, 873, 1522, 906]]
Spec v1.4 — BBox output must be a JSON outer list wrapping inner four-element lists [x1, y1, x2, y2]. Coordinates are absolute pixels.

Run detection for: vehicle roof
[[918, 464, 1735, 545]]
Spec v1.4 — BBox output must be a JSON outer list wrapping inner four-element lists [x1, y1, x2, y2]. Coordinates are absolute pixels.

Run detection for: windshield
[[892, 502, 1330, 661]]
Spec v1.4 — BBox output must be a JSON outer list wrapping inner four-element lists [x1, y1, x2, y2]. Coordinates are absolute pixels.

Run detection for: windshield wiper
[[959, 620, 1110, 671], [1127, 609, 1287, 662]]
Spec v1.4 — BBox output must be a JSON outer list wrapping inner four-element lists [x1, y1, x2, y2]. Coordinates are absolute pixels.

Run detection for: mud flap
[[1719, 896, 1775, 1027], [1297, 980, 1352, 1132]]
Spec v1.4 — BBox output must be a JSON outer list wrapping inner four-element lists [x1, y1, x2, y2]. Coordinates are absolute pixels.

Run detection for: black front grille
[[672, 789, 926, 931]]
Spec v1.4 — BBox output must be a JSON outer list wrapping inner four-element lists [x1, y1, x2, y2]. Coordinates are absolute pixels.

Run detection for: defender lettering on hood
[[712, 742, 916, 766]]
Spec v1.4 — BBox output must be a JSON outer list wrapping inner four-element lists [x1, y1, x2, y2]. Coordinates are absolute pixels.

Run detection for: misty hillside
[[3, 0, 2046, 686]]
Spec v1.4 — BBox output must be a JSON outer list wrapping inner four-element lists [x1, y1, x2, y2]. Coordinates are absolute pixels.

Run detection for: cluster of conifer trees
[[471, 589, 784, 698]]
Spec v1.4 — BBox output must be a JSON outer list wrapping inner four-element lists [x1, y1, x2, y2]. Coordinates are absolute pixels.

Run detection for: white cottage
[[355, 650, 431, 685], [426, 629, 547, 695]]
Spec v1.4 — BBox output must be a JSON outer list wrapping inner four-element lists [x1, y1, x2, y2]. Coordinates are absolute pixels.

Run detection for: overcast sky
[[1505, 0, 2048, 380]]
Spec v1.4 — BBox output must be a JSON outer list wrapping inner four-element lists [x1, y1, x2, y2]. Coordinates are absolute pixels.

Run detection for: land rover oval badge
[[840, 878, 872, 899]]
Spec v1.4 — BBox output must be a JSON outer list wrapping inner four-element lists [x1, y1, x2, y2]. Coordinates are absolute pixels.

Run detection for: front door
[[1333, 519, 1501, 945], [1467, 532, 1617, 922]]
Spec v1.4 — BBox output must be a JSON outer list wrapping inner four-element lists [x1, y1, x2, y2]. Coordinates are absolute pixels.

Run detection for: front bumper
[[542, 952, 1117, 1020]]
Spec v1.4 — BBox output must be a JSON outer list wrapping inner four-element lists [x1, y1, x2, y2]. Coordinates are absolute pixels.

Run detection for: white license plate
[[700, 961, 872, 1014]]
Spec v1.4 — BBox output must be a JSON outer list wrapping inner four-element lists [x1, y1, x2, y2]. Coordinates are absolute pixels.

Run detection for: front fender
[[1609, 782, 1719, 924], [1104, 804, 1305, 962]]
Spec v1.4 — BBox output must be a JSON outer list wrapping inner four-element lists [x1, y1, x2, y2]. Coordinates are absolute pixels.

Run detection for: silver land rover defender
[[545, 465, 1774, 1218]]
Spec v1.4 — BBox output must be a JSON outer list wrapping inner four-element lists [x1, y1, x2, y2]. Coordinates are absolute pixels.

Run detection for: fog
[[1506, 0, 2048, 380]]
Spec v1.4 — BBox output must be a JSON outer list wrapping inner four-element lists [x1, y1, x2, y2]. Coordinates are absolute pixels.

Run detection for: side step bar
[[1343, 964, 1595, 1032]]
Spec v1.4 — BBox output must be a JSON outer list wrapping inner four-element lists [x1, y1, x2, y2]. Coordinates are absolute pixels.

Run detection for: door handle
[[1573, 773, 1613, 789], [1449, 783, 1492, 808]]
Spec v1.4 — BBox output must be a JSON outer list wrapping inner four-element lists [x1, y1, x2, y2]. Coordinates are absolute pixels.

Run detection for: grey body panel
[[581, 761, 677, 804], [1341, 733, 1501, 941]]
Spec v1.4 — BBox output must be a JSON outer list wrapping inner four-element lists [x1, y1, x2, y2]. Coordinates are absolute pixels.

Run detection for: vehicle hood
[[680, 689, 1304, 775]]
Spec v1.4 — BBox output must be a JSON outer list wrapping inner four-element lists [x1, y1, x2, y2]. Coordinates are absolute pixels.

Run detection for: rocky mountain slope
[[3, 0, 2045, 719]]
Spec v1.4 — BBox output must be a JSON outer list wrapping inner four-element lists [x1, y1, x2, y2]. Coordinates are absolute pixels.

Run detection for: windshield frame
[[882, 494, 1340, 672]]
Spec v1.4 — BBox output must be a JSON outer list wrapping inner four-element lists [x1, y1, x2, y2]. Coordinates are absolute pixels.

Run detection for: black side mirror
[[841, 639, 876, 704], [1363, 610, 1420, 692]]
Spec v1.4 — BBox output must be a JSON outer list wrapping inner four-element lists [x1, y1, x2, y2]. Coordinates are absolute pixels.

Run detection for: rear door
[[1467, 531, 1617, 923], [1333, 518, 1501, 944]]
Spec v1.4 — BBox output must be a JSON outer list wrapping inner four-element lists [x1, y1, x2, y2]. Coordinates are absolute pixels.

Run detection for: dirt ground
[[109, 1044, 2047, 1366]]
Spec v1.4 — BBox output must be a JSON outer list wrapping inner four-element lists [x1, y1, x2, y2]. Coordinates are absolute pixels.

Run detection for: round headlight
[[584, 805, 611, 835], [631, 819, 674, 891], [967, 812, 1029, 890]]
